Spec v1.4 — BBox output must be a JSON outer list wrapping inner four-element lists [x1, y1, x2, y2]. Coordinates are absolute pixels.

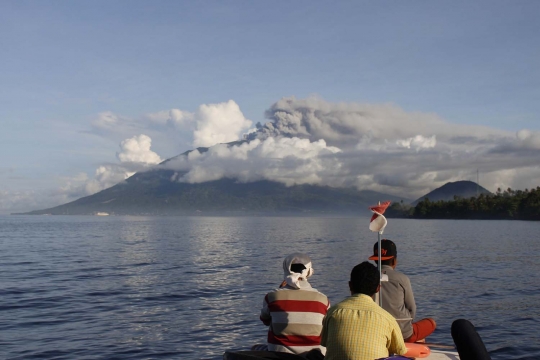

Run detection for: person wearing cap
[[321, 261, 407, 360], [259, 253, 330, 355], [369, 239, 437, 342]]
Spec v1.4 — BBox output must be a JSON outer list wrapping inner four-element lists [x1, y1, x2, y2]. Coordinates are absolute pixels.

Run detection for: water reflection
[[1, 216, 539, 359]]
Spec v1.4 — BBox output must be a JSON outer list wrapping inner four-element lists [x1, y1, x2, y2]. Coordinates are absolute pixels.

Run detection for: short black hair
[[350, 261, 380, 296]]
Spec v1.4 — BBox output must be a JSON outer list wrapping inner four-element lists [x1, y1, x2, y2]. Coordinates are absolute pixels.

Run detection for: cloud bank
[[53, 134, 163, 204], [165, 96, 540, 199], [87, 99, 252, 152], [166, 137, 341, 186], [3, 97, 539, 213], [251, 96, 508, 149]]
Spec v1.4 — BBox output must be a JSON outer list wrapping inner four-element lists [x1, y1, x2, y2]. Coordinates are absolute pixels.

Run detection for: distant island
[[387, 185, 540, 221], [13, 155, 539, 221], [14, 169, 409, 216]]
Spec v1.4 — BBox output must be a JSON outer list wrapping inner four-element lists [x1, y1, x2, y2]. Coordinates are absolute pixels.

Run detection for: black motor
[[451, 319, 491, 360]]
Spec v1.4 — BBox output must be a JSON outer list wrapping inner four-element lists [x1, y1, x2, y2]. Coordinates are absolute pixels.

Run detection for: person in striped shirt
[[321, 261, 407, 360], [259, 253, 330, 355]]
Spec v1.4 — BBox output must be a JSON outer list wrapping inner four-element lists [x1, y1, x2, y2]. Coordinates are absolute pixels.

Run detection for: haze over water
[[1, 216, 539, 360]]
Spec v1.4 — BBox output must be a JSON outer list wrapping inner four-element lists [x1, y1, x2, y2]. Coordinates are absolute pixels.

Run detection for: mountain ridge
[[15, 141, 493, 216], [17, 168, 409, 215]]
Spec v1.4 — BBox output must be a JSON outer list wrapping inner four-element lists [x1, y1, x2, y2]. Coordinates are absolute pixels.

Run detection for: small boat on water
[[224, 348, 459, 360], [95, 212, 110, 216], [225, 207, 491, 360], [224, 318, 490, 360]]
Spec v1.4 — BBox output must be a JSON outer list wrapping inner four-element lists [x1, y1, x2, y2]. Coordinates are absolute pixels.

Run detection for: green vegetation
[[412, 180, 490, 205], [388, 187, 540, 220]]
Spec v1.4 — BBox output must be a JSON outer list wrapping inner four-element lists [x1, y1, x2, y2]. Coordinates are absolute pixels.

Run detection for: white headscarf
[[282, 253, 314, 290]]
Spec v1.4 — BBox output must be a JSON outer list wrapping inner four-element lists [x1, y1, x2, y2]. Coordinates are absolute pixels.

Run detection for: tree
[[410, 186, 540, 220]]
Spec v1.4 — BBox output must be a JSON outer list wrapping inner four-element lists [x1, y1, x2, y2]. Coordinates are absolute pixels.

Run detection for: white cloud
[[78, 135, 162, 195], [5, 97, 540, 214], [166, 137, 342, 186], [193, 100, 252, 147], [87, 101, 251, 161], [85, 165, 133, 195], [480, 166, 540, 192], [92, 111, 120, 129], [0, 190, 38, 214], [43, 135, 164, 209], [144, 109, 194, 128], [396, 135, 436, 151], [157, 97, 540, 199], [87, 109, 195, 162], [117, 134, 162, 165], [516, 129, 540, 150]]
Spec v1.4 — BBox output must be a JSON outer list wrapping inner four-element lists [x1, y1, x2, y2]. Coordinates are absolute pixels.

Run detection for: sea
[[1, 215, 539, 360]]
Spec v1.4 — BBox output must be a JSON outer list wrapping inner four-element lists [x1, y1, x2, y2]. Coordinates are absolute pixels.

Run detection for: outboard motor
[[451, 319, 491, 360]]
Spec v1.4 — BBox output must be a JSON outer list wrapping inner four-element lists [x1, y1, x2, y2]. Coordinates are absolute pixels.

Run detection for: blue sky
[[1, 1, 539, 213]]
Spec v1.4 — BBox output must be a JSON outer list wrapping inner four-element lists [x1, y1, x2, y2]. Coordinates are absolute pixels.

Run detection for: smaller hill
[[413, 181, 491, 205]]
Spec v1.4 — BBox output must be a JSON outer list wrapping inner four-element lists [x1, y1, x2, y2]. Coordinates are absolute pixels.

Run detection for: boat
[[224, 348, 459, 360], [95, 212, 109, 216], [224, 318, 489, 359], [224, 206, 491, 359]]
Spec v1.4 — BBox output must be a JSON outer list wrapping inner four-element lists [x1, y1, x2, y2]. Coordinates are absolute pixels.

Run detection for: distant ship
[[95, 212, 110, 216]]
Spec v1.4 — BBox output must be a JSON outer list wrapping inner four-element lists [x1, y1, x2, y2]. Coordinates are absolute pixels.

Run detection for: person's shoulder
[[266, 288, 328, 303], [298, 289, 330, 303], [330, 294, 364, 309], [373, 302, 402, 324], [263, 287, 291, 300], [326, 298, 348, 314], [389, 268, 411, 281], [326, 295, 377, 317], [265, 287, 286, 294], [307, 287, 329, 297]]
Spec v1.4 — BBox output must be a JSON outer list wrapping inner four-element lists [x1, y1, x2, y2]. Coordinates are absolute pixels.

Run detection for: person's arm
[[403, 276, 416, 319], [320, 314, 329, 347], [319, 296, 331, 347], [260, 294, 271, 326], [388, 318, 407, 355]]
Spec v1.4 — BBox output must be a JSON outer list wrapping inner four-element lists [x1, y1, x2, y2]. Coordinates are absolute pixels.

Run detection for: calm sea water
[[1, 215, 539, 360]]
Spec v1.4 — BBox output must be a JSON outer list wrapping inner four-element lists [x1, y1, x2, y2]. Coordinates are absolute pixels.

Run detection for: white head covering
[[282, 253, 314, 289]]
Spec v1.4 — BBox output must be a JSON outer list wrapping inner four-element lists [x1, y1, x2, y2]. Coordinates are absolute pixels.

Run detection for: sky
[[1, 1, 539, 214]]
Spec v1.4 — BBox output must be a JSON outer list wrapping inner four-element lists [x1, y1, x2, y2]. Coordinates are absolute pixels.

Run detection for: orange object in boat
[[403, 342, 431, 358]]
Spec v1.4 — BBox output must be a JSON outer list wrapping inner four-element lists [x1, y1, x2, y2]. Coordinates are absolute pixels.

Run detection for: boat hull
[[223, 350, 460, 359]]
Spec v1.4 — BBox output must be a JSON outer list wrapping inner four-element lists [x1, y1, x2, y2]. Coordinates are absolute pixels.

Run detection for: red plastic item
[[404, 342, 431, 358]]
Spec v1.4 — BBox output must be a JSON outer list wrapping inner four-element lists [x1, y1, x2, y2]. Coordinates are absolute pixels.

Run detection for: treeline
[[387, 187, 540, 220]]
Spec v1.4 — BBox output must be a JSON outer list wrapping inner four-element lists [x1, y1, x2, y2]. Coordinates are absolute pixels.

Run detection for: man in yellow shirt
[[321, 261, 407, 360]]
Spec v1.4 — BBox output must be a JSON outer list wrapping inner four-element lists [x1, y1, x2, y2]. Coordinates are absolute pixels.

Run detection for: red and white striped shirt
[[260, 287, 330, 355]]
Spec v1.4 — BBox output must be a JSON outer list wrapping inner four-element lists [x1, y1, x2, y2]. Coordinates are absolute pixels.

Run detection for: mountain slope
[[412, 180, 491, 205], [19, 168, 409, 215]]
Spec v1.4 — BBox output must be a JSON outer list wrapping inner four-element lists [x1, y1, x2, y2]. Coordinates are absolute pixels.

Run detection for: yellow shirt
[[321, 293, 407, 360]]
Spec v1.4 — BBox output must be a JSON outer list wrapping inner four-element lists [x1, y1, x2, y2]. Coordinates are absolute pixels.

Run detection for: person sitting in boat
[[368, 239, 437, 342], [258, 253, 330, 355], [321, 261, 407, 360]]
